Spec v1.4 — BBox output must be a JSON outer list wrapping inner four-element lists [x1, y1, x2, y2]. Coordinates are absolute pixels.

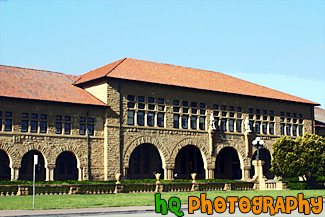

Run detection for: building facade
[[0, 58, 319, 181]]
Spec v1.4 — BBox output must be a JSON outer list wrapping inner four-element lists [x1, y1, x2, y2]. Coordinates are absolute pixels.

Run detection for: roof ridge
[[0, 64, 76, 77], [104, 57, 127, 77]]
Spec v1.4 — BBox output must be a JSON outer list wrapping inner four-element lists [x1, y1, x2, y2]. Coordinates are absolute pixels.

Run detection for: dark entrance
[[128, 143, 163, 179], [0, 150, 10, 180], [19, 150, 46, 181], [54, 151, 78, 181], [215, 147, 242, 179], [174, 145, 205, 179]]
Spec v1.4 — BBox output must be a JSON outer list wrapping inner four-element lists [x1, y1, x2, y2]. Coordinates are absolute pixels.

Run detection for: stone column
[[242, 164, 251, 181], [46, 164, 55, 181], [123, 167, 128, 178], [79, 167, 85, 181], [10, 164, 20, 181], [164, 166, 174, 180], [206, 168, 215, 179]]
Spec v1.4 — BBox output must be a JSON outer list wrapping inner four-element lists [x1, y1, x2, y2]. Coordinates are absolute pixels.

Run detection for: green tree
[[270, 134, 325, 185]]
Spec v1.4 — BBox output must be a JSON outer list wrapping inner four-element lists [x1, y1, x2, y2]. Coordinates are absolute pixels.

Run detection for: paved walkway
[[0, 205, 187, 217]]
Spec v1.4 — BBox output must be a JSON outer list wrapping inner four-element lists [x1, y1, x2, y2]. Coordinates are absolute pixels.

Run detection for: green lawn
[[0, 190, 324, 210]]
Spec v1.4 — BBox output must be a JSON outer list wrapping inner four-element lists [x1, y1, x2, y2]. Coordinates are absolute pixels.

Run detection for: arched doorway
[[250, 148, 274, 179], [0, 150, 11, 180], [20, 150, 46, 181], [128, 143, 163, 179], [54, 151, 78, 181], [215, 147, 242, 179], [174, 145, 204, 179]]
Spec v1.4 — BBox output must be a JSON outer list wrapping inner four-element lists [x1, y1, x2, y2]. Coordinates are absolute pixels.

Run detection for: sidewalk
[[0, 205, 188, 217]]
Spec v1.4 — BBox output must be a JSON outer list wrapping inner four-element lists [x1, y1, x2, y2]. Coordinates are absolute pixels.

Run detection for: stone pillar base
[[252, 160, 266, 190], [206, 169, 214, 179], [164, 168, 174, 180]]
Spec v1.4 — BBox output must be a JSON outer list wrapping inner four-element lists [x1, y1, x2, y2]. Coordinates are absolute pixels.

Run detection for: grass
[[0, 190, 324, 210]]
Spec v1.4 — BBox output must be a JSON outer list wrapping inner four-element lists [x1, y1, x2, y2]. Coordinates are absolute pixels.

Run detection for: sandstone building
[[0, 58, 319, 181]]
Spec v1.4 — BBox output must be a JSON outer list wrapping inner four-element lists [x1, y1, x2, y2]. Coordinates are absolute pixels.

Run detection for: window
[[191, 116, 197, 130], [173, 114, 180, 128], [299, 125, 303, 136], [173, 100, 179, 105], [56, 115, 62, 121], [22, 113, 28, 118], [40, 114, 47, 119], [157, 98, 164, 104], [183, 108, 189, 113], [21, 120, 28, 132], [148, 97, 155, 103], [262, 122, 267, 134], [147, 112, 155, 127], [249, 108, 254, 113], [182, 101, 188, 107], [255, 122, 261, 134], [31, 113, 38, 119], [127, 111, 135, 125], [137, 111, 145, 126], [269, 122, 274, 135], [80, 123, 86, 135], [237, 107, 242, 112], [256, 109, 260, 114], [236, 120, 242, 133], [80, 117, 86, 135], [40, 121, 47, 133], [138, 103, 145, 109], [200, 109, 205, 115], [138, 96, 145, 102], [4, 119, 12, 131], [192, 108, 197, 114], [293, 125, 297, 136], [200, 103, 205, 108], [229, 106, 234, 111], [213, 104, 219, 110], [229, 119, 234, 132], [286, 125, 291, 136], [64, 123, 71, 135], [221, 119, 227, 131], [148, 104, 155, 110], [182, 115, 188, 129], [128, 102, 135, 108], [127, 95, 135, 101], [56, 122, 62, 134], [157, 113, 164, 127], [173, 107, 180, 112], [249, 121, 254, 133], [214, 117, 219, 131], [87, 124, 94, 136], [199, 117, 205, 130], [191, 102, 197, 107], [221, 105, 227, 111]]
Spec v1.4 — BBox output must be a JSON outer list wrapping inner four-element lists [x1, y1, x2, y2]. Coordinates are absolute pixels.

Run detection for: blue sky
[[0, 0, 324, 108]]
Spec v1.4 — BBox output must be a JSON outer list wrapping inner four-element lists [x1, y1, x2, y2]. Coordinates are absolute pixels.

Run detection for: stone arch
[[170, 138, 213, 171], [0, 143, 14, 167], [51, 146, 85, 169], [19, 144, 49, 168], [54, 151, 78, 181], [0, 149, 11, 180], [123, 136, 169, 169], [215, 144, 246, 179], [19, 150, 46, 181], [215, 146, 243, 179]]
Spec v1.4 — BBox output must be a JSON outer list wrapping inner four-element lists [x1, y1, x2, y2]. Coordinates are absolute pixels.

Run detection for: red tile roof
[[0, 65, 106, 106], [75, 58, 319, 105]]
